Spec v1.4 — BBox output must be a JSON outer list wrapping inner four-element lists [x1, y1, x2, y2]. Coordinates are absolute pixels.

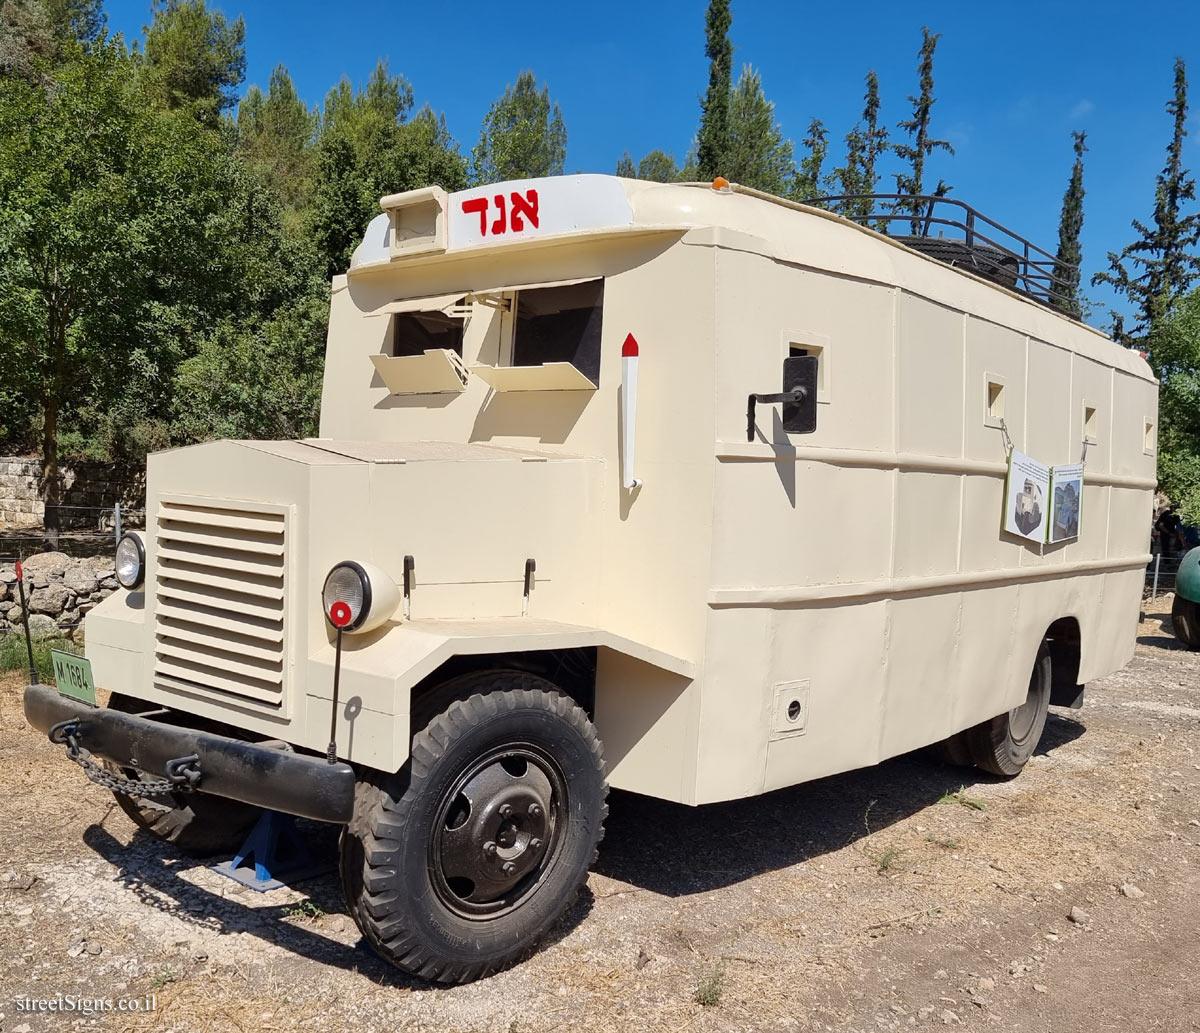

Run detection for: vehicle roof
[[350, 174, 1154, 384]]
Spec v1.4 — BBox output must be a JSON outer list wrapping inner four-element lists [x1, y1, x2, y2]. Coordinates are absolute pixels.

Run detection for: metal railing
[[810, 194, 1079, 316]]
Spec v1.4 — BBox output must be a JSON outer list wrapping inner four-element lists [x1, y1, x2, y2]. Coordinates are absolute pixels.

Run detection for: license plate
[[53, 650, 96, 706]]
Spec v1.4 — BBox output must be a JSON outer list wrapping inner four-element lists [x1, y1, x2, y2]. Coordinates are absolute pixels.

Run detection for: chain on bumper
[[48, 719, 202, 797]]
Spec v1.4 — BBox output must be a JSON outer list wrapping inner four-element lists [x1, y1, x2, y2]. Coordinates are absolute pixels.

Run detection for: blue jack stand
[[212, 811, 332, 892]]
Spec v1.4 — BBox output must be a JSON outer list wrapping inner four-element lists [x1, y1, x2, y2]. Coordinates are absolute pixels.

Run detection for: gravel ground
[[2, 596, 1199, 1033]]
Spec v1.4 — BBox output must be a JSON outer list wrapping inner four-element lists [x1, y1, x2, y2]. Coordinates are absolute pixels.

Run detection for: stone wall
[[0, 552, 120, 640], [0, 456, 144, 528]]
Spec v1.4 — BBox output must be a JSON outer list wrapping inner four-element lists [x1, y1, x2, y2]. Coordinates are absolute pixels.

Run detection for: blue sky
[[104, 0, 1200, 328]]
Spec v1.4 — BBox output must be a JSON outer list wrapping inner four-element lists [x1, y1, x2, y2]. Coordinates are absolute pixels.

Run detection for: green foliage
[[471, 70, 566, 185], [0, 632, 78, 681], [938, 787, 986, 810], [139, 0, 246, 125], [308, 62, 466, 277], [1147, 288, 1200, 523], [616, 149, 679, 182], [696, 0, 732, 180], [724, 65, 793, 195], [893, 27, 954, 232], [1094, 59, 1200, 344], [238, 64, 317, 224], [1052, 131, 1088, 317], [0, 0, 104, 78]]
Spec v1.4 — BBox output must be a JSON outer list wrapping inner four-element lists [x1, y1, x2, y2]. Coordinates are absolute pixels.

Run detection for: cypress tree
[[615, 152, 635, 177], [830, 70, 888, 221], [893, 27, 953, 233], [1093, 58, 1200, 343], [1051, 131, 1087, 317], [696, 0, 732, 180]]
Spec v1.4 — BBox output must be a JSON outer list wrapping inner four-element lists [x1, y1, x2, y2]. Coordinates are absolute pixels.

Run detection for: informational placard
[[1048, 464, 1084, 543], [1002, 450, 1051, 542]]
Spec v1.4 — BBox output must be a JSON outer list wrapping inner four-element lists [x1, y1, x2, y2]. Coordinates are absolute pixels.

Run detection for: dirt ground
[[2, 597, 1199, 1033]]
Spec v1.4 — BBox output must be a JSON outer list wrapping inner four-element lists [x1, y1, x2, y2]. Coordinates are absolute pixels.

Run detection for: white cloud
[[1069, 99, 1095, 120]]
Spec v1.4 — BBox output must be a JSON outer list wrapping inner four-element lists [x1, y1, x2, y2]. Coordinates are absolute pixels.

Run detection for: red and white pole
[[621, 333, 642, 489]]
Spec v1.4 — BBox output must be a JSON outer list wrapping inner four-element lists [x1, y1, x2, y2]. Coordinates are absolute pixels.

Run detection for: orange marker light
[[712, 177, 729, 191]]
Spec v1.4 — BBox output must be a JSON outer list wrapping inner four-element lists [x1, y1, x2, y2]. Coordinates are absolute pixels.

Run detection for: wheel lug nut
[[502, 861, 516, 875], [483, 841, 497, 857], [498, 804, 512, 817], [528, 803, 541, 817], [530, 837, 542, 850]]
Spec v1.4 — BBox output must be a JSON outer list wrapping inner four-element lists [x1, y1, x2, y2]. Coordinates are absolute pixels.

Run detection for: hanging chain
[[48, 720, 200, 797]]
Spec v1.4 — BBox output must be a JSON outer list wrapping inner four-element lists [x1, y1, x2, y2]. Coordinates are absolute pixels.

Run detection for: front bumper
[[23, 684, 356, 824]]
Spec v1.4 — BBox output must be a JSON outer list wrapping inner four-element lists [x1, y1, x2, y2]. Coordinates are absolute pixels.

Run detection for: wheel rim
[[429, 743, 567, 919], [1007, 665, 1043, 745]]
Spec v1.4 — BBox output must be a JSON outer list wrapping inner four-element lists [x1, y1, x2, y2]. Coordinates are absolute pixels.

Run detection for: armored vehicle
[[25, 175, 1158, 982]]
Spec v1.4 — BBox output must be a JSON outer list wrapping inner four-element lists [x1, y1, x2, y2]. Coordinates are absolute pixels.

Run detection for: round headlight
[[321, 560, 400, 634], [115, 531, 145, 589], [323, 561, 371, 631]]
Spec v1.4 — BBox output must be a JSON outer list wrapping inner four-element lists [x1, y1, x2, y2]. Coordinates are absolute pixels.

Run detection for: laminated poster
[[1048, 464, 1084, 543], [1003, 450, 1051, 543]]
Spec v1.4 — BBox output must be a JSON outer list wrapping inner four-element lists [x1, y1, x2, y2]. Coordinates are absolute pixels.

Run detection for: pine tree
[[1093, 58, 1200, 343], [790, 117, 827, 200], [1050, 131, 1087, 317], [724, 65, 793, 195], [696, 0, 732, 180], [615, 152, 635, 177], [139, 0, 246, 126], [471, 70, 566, 185], [830, 70, 889, 222], [238, 64, 317, 220], [893, 27, 953, 233]]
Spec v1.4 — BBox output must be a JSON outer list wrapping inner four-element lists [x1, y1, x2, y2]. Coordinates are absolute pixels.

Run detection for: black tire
[[963, 645, 1052, 777], [1172, 595, 1200, 649], [930, 729, 973, 767], [340, 672, 607, 984], [104, 694, 263, 855]]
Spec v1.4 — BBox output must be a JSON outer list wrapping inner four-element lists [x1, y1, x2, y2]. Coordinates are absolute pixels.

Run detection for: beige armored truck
[[25, 175, 1157, 983]]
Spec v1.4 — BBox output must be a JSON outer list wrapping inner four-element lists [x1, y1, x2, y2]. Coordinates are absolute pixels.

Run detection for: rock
[[1120, 883, 1145, 899], [918, 1007, 935, 1020], [0, 567, 16, 584], [96, 569, 116, 581], [7, 606, 22, 624], [940, 1009, 960, 1025], [0, 582, 7, 603], [1068, 906, 1090, 924], [22, 551, 71, 577], [977, 977, 996, 991], [100, 577, 119, 591], [67, 940, 86, 958], [1033, 984, 1048, 994], [84, 941, 102, 956], [29, 582, 71, 615], [636, 949, 651, 970], [0, 601, 13, 614], [28, 614, 57, 639]]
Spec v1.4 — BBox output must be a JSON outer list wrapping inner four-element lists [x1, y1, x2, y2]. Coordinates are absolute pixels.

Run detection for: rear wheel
[[963, 646, 1052, 777], [104, 694, 262, 855], [1172, 595, 1200, 649], [340, 672, 607, 984]]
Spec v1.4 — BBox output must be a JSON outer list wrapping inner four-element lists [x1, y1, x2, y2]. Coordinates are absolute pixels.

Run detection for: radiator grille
[[154, 499, 287, 709]]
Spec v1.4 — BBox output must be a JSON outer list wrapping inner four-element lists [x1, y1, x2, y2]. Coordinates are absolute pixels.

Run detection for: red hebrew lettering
[[461, 197, 489, 235], [490, 194, 507, 235], [510, 189, 539, 231]]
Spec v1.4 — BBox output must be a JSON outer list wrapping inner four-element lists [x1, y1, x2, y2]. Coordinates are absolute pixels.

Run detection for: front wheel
[[340, 673, 607, 984]]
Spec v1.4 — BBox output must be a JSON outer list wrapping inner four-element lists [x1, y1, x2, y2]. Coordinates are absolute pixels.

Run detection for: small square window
[[1145, 419, 1156, 456], [984, 374, 1006, 427], [1083, 403, 1099, 444]]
